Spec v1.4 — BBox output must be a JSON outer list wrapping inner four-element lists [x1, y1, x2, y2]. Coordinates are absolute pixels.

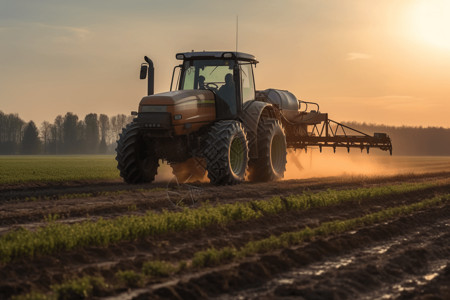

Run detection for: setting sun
[[410, 0, 450, 50]]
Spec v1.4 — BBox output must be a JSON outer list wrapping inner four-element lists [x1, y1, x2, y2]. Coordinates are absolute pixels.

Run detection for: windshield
[[180, 59, 237, 116], [180, 60, 235, 91]]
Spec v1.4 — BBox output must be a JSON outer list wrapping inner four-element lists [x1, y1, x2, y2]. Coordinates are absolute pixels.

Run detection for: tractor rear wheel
[[203, 120, 249, 185], [249, 119, 287, 182], [116, 122, 159, 183]]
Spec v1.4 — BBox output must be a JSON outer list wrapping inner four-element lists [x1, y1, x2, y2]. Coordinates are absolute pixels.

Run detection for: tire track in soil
[[2, 172, 449, 203], [1, 172, 449, 231], [0, 190, 172, 230], [221, 219, 449, 299], [397, 263, 450, 300], [0, 181, 448, 299], [133, 204, 450, 300]]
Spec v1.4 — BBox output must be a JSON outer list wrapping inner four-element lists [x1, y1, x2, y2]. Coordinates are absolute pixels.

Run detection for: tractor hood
[[138, 89, 216, 136], [139, 90, 215, 107]]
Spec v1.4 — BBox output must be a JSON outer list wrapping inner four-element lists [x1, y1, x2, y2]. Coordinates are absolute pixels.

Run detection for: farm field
[[0, 155, 449, 299], [0, 155, 120, 186], [1, 154, 450, 186]]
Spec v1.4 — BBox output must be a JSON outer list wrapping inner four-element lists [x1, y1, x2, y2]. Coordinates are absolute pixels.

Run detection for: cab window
[[180, 59, 237, 117], [240, 63, 255, 104], [181, 60, 235, 91]]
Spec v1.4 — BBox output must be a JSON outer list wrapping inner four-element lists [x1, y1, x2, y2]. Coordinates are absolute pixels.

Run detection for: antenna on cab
[[236, 15, 239, 53]]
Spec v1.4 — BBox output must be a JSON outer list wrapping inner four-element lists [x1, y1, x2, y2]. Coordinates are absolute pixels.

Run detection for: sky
[[1, 0, 449, 128]]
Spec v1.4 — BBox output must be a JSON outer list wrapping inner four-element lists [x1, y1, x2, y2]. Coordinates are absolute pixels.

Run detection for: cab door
[[240, 63, 256, 105]]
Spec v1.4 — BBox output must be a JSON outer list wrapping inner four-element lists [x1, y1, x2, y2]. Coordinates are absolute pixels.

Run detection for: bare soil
[[0, 171, 449, 299]]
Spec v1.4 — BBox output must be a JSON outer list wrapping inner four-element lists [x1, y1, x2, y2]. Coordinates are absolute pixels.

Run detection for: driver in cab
[[217, 73, 236, 116]]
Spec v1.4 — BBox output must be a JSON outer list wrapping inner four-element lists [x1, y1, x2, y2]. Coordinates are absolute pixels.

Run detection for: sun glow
[[410, 0, 450, 50]]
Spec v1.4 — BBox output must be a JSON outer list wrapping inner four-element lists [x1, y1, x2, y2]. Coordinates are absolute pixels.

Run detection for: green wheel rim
[[271, 134, 285, 173], [230, 137, 245, 175]]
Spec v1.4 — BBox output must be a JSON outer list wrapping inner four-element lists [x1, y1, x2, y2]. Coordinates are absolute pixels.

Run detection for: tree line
[[0, 111, 449, 156], [0, 111, 133, 155], [344, 122, 450, 156]]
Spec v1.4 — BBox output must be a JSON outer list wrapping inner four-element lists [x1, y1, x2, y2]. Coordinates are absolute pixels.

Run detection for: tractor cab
[[175, 51, 258, 119]]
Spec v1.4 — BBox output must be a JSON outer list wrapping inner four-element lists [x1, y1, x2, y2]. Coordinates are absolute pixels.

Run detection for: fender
[[240, 100, 278, 158]]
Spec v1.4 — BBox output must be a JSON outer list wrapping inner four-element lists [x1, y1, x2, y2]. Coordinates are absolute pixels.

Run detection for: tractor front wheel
[[116, 122, 159, 183]]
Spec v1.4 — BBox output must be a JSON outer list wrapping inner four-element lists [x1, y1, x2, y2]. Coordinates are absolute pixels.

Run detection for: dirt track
[[0, 171, 449, 299]]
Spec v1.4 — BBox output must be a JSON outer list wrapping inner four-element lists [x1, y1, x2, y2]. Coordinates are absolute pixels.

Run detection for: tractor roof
[[176, 51, 258, 63]]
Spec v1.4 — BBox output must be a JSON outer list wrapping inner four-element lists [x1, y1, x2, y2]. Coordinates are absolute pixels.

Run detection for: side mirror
[[140, 64, 148, 79]]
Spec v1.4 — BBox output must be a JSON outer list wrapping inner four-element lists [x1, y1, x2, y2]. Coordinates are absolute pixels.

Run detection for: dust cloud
[[153, 151, 449, 183], [155, 159, 208, 183], [154, 162, 175, 183], [284, 148, 398, 179]]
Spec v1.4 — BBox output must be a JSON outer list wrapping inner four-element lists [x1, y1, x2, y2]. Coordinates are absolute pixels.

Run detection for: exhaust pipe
[[143, 56, 154, 95]]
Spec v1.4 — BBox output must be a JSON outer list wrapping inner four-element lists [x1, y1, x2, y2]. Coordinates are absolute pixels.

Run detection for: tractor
[[116, 51, 392, 185]]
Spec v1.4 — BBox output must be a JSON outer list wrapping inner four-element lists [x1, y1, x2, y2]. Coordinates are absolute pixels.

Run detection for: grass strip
[[12, 194, 448, 300], [0, 155, 174, 185], [0, 155, 119, 185], [115, 270, 145, 288], [11, 276, 107, 300], [0, 182, 444, 263]]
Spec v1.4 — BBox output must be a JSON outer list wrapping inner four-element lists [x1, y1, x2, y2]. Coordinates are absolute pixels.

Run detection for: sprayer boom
[[286, 116, 393, 154]]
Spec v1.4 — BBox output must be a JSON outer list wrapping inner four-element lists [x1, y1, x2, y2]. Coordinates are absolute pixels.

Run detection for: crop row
[[13, 194, 449, 300], [192, 193, 449, 268], [0, 181, 444, 262]]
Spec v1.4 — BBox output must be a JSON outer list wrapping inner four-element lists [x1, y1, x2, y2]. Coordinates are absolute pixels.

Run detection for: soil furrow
[[229, 219, 449, 299], [134, 203, 449, 300], [1, 172, 449, 299], [1, 171, 448, 203], [0, 186, 448, 299], [1, 174, 449, 230]]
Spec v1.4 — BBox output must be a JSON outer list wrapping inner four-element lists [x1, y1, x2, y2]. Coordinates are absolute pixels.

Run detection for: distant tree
[[0, 111, 25, 154], [21, 121, 41, 154], [110, 114, 124, 141], [48, 124, 57, 154], [40, 121, 51, 154], [76, 120, 86, 153], [99, 114, 109, 154], [84, 113, 99, 153], [53, 115, 64, 154], [99, 114, 109, 140], [110, 114, 132, 143], [62, 112, 79, 154]]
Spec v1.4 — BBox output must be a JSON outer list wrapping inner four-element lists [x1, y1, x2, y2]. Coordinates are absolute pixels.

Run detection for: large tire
[[249, 119, 287, 182], [170, 157, 206, 183], [203, 120, 249, 185], [115, 122, 159, 184]]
